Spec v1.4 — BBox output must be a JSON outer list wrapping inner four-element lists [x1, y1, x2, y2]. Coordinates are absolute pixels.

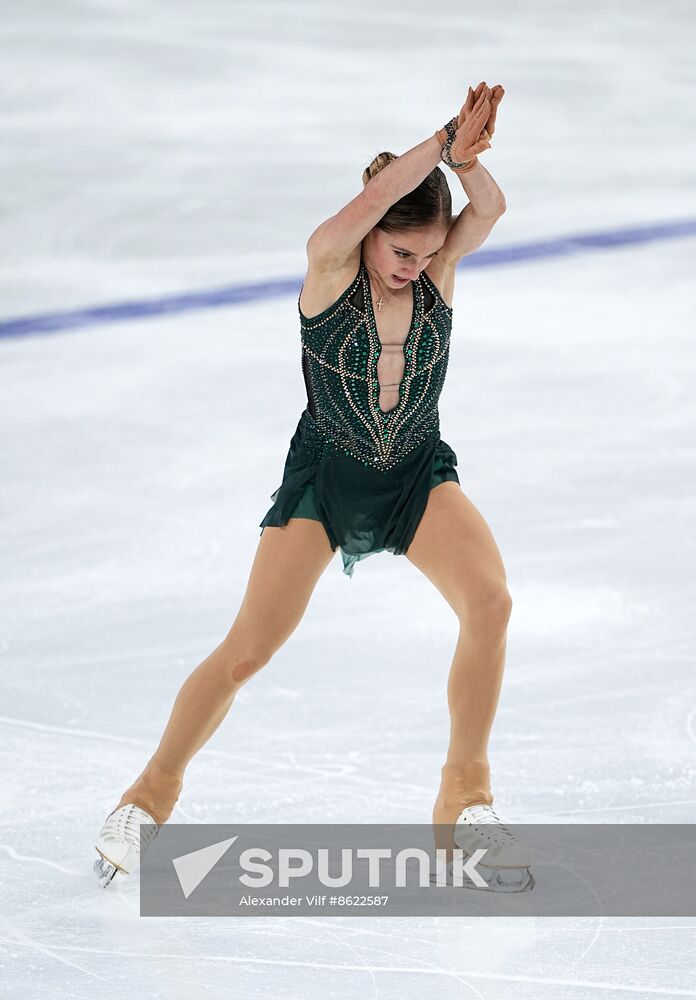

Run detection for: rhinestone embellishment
[[299, 262, 453, 473]]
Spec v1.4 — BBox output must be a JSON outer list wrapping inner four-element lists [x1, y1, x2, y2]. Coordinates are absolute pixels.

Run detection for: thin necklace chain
[[364, 260, 412, 312]]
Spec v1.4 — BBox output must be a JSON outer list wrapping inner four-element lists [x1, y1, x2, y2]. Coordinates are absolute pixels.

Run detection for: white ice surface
[[1, 1, 696, 997]]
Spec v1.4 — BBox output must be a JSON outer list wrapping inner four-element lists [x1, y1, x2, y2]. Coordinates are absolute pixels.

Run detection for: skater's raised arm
[[306, 134, 444, 270], [436, 160, 506, 263], [307, 86, 495, 271]]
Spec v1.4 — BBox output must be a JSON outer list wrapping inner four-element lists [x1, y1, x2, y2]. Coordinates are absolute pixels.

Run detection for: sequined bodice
[[299, 259, 454, 472]]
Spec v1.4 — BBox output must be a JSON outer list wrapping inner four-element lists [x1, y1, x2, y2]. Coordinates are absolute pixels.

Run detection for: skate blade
[[482, 866, 535, 893], [430, 865, 535, 893], [94, 848, 128, 888]]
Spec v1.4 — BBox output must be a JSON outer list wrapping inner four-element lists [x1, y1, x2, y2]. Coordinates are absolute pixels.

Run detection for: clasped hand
[[437, 81, 505, 170]]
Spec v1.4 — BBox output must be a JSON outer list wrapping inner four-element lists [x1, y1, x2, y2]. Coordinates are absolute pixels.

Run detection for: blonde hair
[[361, 151, 398, 188]]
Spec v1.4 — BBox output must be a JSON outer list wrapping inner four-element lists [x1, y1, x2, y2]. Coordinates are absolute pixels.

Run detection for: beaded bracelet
[[438, 116, 476, 169], [435, 115, 482, 172], [451, 156, 479, 174]]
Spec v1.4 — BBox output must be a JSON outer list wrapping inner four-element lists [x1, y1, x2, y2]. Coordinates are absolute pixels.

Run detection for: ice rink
[[2, 0, 696, 996]]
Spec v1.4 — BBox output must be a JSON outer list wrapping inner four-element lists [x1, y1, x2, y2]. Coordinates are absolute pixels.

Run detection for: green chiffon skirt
[[259, 408, 460, 578]]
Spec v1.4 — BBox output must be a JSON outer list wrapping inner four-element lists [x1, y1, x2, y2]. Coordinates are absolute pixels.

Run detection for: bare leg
[[406, 481, 513, 858], [115, 518, 335, 824]]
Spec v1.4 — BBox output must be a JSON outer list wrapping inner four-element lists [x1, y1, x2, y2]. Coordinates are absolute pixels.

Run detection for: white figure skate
[[432, 802, 535, 892], [94, 804, 159, 888], [453, 802, 535, 891]]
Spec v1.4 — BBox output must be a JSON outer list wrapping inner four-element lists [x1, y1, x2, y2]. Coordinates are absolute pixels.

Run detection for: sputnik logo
[[172, 836, 238, 899], [170, 837, 491, 896]]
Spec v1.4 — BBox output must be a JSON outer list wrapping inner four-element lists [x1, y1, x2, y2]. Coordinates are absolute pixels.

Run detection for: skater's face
[[364, 223, 449, 289]]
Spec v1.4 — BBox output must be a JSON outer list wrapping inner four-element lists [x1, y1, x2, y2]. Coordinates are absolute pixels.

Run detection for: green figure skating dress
[[259, 252, 460, 577]]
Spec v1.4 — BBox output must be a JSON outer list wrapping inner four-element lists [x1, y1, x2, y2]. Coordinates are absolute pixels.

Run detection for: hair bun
[[362, 151, 398, 187]]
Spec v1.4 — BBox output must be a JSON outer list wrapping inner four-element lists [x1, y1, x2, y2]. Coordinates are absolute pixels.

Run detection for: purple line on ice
[[2, 218, 696, 340]]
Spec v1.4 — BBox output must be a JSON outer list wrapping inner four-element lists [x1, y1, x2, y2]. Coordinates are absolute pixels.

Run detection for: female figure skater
[[95, 81, 532, 891]]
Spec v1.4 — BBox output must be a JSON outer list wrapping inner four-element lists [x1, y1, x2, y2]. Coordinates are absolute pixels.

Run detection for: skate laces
[[109, 804, 159, 852], [459, 804, 516, 844]]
